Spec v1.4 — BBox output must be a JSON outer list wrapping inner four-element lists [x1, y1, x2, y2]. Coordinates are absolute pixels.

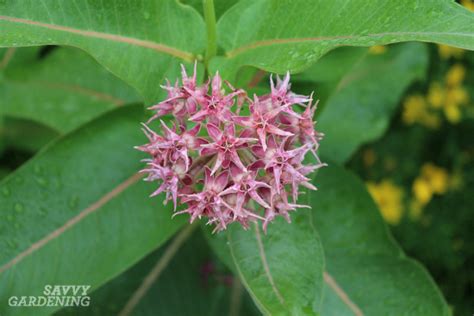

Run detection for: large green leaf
[[0, 105, 185, 316], [212, 0, 474, 79], [0, 47, 141, 132], [58, 229, 260, 316], [309, 164, 450, 315], [315, 43, 428, 163], [0, 0, 205, 103], [226, 213, 325, 315]]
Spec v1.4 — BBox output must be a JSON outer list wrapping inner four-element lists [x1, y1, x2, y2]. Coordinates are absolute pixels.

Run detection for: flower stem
[[203, 0, 217, 72]]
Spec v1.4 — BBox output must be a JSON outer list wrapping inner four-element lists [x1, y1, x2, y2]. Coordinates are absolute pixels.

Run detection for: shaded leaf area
[[0, 105, 185, 316], [0, 0, 205, 103], [311, 164, 450, 315], [212, 0, 474, 79], [0, 117, 59, 181], [0, 47, 141, 132], [181, 0, 239, 19], [293, 46, 369, 106], [225, 214, 324, 315], [315, 43, 428, 163], [57, 230, 260, 316], [0, 117, 59, 153]]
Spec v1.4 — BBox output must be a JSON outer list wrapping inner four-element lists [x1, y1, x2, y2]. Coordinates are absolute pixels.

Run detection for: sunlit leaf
[[0, 0, 205, 102], [212, 0, 474, 79]]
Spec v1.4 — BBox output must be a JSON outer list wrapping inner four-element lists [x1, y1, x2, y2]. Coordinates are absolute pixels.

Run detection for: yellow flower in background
[[423, 65, 470, 124], [363, 148, 377, 168], [367, 180, 404, 225], [422, 163, 449, 194], [461, 0, 474, 11], [427, 82, 446, 109], [412, 163, 449, 208], [402, 95, 426, 124], [447, 86, 469, 105], [437, 44, 465, 59], [369, 45, 387, 55], [402, 95, 441, 128], [444, 103, 462, 123], [413, 178, 433, 205], [445, 64, 466, 87]]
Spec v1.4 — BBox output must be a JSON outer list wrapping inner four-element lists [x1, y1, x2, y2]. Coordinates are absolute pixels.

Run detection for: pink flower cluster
[[136, 65, 325, 232]]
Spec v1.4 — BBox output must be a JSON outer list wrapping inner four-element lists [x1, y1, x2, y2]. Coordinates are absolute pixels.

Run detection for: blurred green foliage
[[348, 44, 474, 315]]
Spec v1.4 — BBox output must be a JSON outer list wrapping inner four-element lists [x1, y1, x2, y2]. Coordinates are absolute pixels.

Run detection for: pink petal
[[207, 123, 222, 141], [215, 171, 229, 191]]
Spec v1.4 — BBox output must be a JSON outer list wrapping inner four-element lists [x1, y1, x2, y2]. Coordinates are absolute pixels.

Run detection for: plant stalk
[[203, 0, 217, 72]]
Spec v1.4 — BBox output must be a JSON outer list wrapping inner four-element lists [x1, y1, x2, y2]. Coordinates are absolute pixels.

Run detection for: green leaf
[[0, 105, 185, 316], [316, 43, 428, 163], [226, 214, 325, 315], [212, 0, 474, 79], [308, 164, 450, 315], [0, 0, 205, 103], [294, 47, 368, 84], [58, 229, 260, 316], [1, 117, 59, 153], [0, 47, 141, 132]]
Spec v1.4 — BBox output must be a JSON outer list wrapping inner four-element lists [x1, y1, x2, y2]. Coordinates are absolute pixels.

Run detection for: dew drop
[[38, 207, 48, 217], [14, 203, 24, 213], [53, 178, 63, 190], [35, 177, 48, 187], [7, 214, 14, 221], [68, 196, 79, 210], [143, 12, 151, 20], [7, 239, 17, 250], [33, 164, 43, 174], [1, 186, 10, 197]]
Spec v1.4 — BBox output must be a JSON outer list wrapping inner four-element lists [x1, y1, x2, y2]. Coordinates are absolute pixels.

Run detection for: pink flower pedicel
[[136, 65, 326, 232]]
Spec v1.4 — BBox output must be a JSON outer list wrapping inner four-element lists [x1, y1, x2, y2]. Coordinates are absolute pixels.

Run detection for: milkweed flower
[[136, 66, 325, 232]]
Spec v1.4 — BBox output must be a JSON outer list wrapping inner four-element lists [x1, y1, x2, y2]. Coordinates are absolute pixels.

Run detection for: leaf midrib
[[0, 47, 16, 70], [0, 15, 195, 62], [118, 223, 196, 316], [324, 271, 364, 316], [0, 172, 142, 274]]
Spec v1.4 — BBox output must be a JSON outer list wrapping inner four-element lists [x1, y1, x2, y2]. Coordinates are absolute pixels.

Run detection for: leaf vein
[[0, 15, 195, 62], [118, 223, 197, 316], [324, 271, 364, 316], [0, 172, 142, 274], [254, 222, 285, 305]]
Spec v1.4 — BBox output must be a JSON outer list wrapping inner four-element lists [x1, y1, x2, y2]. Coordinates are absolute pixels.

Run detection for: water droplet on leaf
[[69, 196, 79, 209], [14, 203, 24, 213], [2, 186, 10, 197]]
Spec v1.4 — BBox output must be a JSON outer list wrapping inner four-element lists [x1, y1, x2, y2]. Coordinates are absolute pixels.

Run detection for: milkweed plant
[[136, 65, 325, 232], [1, 0, 473, 315]]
